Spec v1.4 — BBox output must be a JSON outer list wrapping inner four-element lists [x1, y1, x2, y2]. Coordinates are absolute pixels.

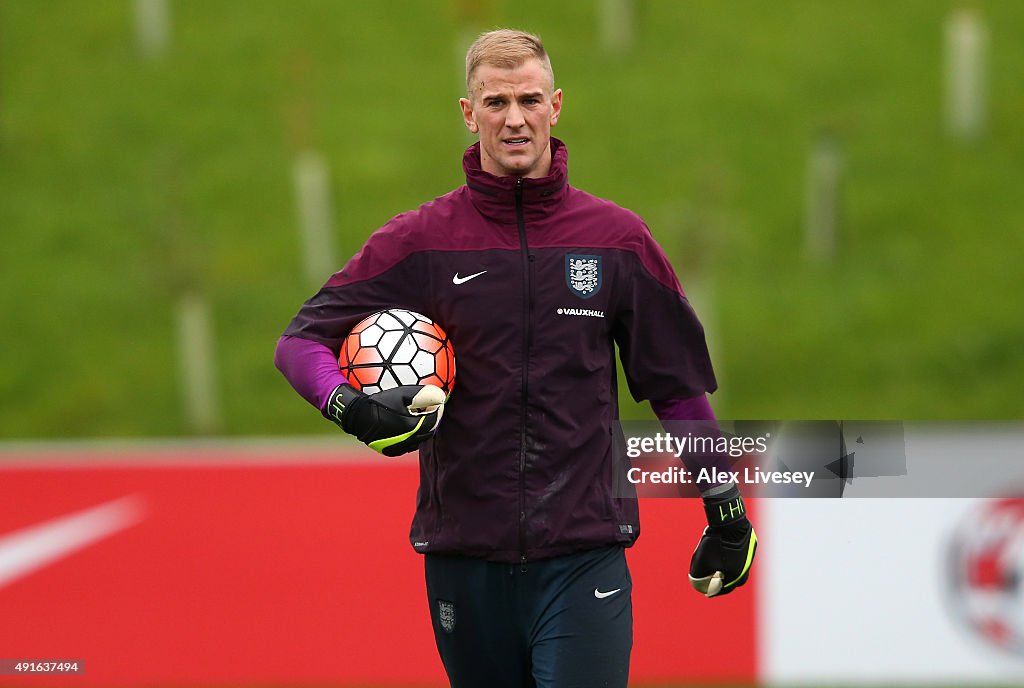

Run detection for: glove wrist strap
[[702, 484, 747, 528], [325, 384, 363, 427]]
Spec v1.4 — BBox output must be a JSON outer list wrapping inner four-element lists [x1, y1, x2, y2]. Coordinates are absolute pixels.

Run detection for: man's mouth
[[503, 137, 529, 146]]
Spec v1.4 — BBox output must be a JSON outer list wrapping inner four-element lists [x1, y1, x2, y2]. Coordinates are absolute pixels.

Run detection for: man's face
[[460, 58, 562, 179]]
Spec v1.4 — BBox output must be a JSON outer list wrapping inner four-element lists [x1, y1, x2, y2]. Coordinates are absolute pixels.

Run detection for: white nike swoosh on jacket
[[452, 270, 487, 285]]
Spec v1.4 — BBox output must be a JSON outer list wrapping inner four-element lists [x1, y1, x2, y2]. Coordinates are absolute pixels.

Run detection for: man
[[275, 29, 755, 688]]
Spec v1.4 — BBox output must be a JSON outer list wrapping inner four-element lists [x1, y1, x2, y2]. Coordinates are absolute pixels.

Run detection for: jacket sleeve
[[282, 215, 427, 351], [650, 395, 717, 422], [651, 394, 735, 493], [612, 224, 717, 402], [274, 335, 348, 415]]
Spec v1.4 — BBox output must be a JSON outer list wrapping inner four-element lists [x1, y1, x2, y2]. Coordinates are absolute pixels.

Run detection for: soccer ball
[[338, 309, 455, 396]]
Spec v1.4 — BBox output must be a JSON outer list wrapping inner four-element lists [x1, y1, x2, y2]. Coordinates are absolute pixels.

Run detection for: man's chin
[[498, 155, 531, 172], [483, 149, 544, 177]]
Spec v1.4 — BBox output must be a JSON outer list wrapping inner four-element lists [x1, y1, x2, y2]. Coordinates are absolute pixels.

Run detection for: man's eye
[[487, 100, 504, 107]]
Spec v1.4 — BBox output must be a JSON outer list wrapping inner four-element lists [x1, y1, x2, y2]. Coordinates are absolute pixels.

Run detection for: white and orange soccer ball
[[338, 309, 455, 396]]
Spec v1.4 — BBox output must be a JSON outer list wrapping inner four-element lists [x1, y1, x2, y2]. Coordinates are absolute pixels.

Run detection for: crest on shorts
[[438, 599, 456, 633], [566, 255, 602, 299]]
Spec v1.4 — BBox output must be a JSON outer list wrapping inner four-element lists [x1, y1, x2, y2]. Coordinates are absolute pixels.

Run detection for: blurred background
[[2, 0, 1022, 440], [2, 1, 1024, 687]]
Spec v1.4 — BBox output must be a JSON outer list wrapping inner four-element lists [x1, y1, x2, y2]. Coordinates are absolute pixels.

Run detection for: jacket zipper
[[515, 176, 530, 573]]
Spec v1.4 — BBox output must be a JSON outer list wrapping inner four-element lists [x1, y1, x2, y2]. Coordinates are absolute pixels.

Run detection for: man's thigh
[[425, 554, 531, 688], [527, 546, 633, 688]]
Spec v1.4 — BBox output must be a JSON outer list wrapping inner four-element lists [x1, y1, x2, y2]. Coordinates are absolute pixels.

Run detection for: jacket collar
[[463, 137, 570, 224]]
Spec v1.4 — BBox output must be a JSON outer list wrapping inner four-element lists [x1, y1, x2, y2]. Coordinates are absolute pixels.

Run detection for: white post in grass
[[683, 275, 722, 408], [176, 291, 221, 434], [945, 8, 988, 141], [804, 133, 843, 263], [293, 150, 338, 288], [599, 0, 635, 53], [134, 0, 170, 60]]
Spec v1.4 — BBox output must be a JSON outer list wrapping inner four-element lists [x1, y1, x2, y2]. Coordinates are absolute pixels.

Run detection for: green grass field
[[2, 0, 1023, 438]]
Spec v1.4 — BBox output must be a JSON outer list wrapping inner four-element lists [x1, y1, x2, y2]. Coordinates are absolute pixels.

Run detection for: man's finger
[[408, 384, 446, 415], [688, 570, 724, 597]]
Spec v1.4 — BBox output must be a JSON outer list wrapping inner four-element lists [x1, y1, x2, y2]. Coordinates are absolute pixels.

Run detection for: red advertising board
[[0, 446, 755, 686]]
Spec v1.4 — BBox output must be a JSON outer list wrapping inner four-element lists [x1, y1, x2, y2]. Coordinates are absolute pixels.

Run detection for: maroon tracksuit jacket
[[284, 138, 716, 563]]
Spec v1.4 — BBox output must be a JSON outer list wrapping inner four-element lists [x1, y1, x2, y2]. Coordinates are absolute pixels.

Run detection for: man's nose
[[505, 101, 526, 128]]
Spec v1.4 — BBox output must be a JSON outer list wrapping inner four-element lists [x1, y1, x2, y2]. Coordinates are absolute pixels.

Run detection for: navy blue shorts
[[425, 546, 632, 688]]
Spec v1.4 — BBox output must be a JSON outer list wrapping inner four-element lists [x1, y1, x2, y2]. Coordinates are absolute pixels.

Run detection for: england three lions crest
[[438, 599, 455, 633], [566, 255, 602, 299]]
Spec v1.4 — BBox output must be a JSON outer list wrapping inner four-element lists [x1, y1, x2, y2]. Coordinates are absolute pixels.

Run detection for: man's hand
[[325, 383, 445, 457], [688, 484, 757, 597]]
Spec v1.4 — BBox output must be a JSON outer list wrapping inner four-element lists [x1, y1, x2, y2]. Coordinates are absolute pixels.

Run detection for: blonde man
[[277, 28, 755, 687]]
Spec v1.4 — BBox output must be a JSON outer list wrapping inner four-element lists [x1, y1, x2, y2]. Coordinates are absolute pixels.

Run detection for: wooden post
[[599, 0, 635, 53], [176, 291, 221, 434], [134, 0, 170, 60], [945, 8, 988, 141], [805, 133, 843, 263], [293, 150, 338, 288]]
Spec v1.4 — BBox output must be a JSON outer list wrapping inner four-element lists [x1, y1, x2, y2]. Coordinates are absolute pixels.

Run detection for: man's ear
[[550, 88, 563, 127], [459, 98, 479, 134]]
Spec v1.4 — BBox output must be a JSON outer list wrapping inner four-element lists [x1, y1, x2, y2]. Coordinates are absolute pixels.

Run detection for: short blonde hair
[[465, 29, 555, 99]]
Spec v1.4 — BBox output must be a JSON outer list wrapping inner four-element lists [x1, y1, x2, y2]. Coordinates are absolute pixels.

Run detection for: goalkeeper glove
[[688, 484, 757, 597], [325, 383, 445, 457]]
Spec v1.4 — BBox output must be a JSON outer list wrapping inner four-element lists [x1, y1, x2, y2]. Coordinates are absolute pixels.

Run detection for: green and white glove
[[688, 484, 758, 598], [325, 383, 445, 457]]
